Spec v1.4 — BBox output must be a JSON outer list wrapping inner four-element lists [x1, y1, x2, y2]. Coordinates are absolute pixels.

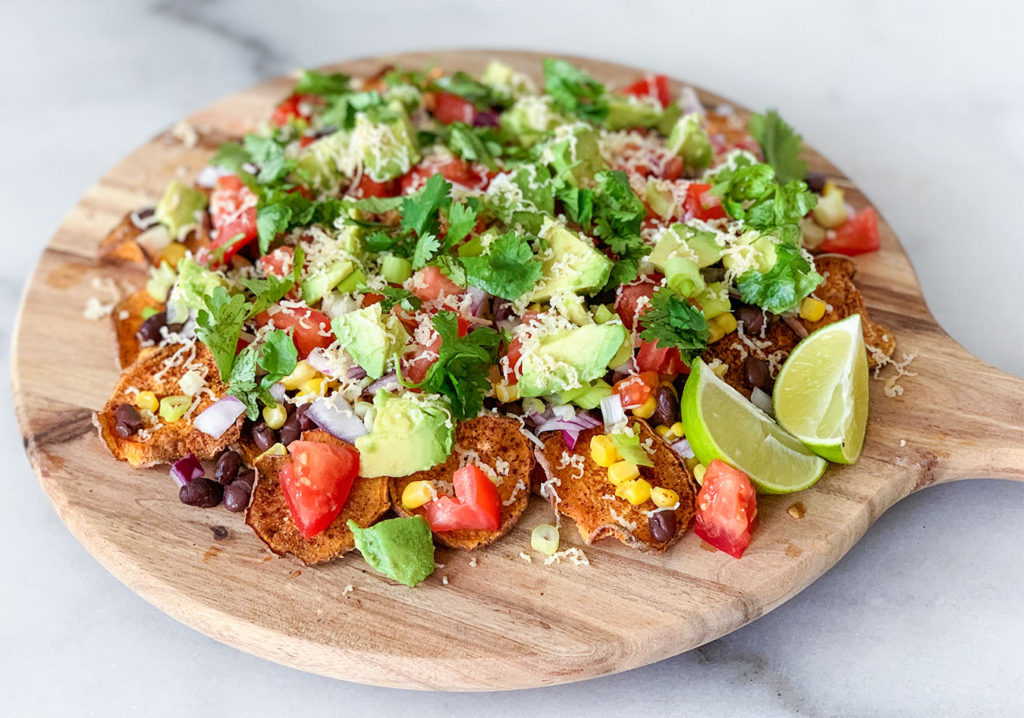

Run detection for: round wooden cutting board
[[12, 50, 1024, 691]]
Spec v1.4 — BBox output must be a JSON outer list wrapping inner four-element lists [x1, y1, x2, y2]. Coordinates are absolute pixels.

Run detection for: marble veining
[[2, 1, 1022, 716]]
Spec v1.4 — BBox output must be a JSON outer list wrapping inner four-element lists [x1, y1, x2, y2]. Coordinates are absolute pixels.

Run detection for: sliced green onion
[[531, 524, 560, 556]]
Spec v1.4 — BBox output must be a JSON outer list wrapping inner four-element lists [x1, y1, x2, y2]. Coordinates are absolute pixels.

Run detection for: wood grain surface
[[12, 50, 1024, 691]]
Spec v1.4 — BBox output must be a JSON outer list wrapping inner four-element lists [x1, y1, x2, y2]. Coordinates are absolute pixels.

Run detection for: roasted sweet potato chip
[[97, 213, 148, 265], [390, 414, 533, 550], [111, 289, 164, 369], [246, 429, 390, 565], [534, 419, 698, 552], [93, 341, 242, 467]]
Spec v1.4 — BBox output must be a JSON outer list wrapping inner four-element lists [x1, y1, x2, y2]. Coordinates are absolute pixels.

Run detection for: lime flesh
[[681, 359, 828, 494], [772, 314, 869, 464]]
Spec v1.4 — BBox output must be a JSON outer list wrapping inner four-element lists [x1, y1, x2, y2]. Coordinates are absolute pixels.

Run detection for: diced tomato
[[433, 91, 477, 125], [400, 156, 491, 194], [401, 344, 437, 385], [501, 337, 523, 383], [622, 74, 671, 108], [613, 371, 660, 409], [258, 246, 294, 278], [694, 460, 757, 558], [818, 208, 880, 256], [425, 465, 501, 532], [278, 440, 359, 539], [209, 175, 258, 266], [350, 173, 397, 199], [255, 305, 333, 359], [684, 183, 727, 221], [271, 93, 320, 127], [661, 155, 684, 181], [410, 266, 463, 302], [615, 278, 658, 331], [361, 292, 385, 307], [635, 340, 689, 377]]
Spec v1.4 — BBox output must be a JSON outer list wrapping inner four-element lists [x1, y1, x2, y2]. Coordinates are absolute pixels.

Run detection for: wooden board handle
[[915, 337, 1024, 487]]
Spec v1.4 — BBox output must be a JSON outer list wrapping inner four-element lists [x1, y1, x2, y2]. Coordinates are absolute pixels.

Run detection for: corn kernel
[[590, 435, 619, 467], [156, 242, 188, 269], [632, 395, 657, 419], [713, 312, 738, 335], [135, 390, 159, 413], [799, 297, 827, 322], [401, 480, 435, 510], [670, 421, 685, 438], [493, 381, 519, 403], [158, 395, 190, 423], [616, 477, 652, 506], [298, 376, 328, 399], [654, 425, 671, 439], [693, 463, 707, 486], [607, 460, 640, 486], [262, 403, 288, 430], [282, 360, 318, 390], [256, 442, 288, 462], [708, 322, 726, 344], [811, 183, 847, 229], [651, 486, 680, 508]]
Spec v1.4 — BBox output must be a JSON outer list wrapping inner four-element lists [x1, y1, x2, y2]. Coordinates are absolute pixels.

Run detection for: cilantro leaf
[[243, 135, 294, 185], [257, 328, 298, 383], [417, 311, 500, 420], [734, 241, 822, 314], [342, 195, 404, 214], [434, 71, 499, 107], [227, 345, 260, 419], [412, 233, 440, 270], [749, 110, 806, 185], [557, 185, 595, 228], [210, 141, 251, 175], [400, 174, 452, 237], [227, 329, 298, 420], [587, 170, 648, 288], [255, 190, 346, 253], [609, 432, 654, 467], [320, 90, 386, 129], [463, 232, 544, 300], [363, 285, 422, 313], [638, 287, 711, 365], [447, 123, 498, 171], [195, 286, 250, 382], [710, 162, 816, 230], [444, 200, 479, 248], [432, 254, 467, 286], [543, 58, 608, 123], [241, 246, 304, 317], [294, 70, 352, 97]]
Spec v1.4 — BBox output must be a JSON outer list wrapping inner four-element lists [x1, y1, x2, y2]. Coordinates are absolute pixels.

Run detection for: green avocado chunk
[[667, 112, 713, 170], [347, 517, 435, 588], [295, 131, 348, 194], [603, 96, 662, 131], [517, 322, 628, 397], [354, 392, 453, 477], [331, 303, 409, 380], [155, 180, 207, 240], [166, 257, 226, 323], [544, 123, 608, 187], [523, 219, 613, 301], [649, 223, 724, 270], [352, 106, 421, 182]]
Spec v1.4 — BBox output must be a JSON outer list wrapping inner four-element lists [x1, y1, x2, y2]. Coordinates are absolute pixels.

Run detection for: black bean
[[235, 469, 256, 490], [648, 511, 677, 543], [251, 422, 276, 452], [214, 450, 243, 485], [651, 385, 679, 427], [114, 403, 143, 438], [179, 478, 223, 508], [804, 171, 827, 193], [279, 412, 302, 446], [738, 305, 764, 336], [136, 312, 167, 343], [294, 403, 316, 432], [744, 356, 770, 389], [223, 480, 252, 513]]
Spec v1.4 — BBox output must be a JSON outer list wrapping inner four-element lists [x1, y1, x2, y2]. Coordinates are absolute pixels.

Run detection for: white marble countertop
[[3, 1, 1022, 715]]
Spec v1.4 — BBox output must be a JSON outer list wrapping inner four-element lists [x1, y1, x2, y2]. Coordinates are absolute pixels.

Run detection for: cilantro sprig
[[734, 235, 822, 314], [638, 287, 711, 366], [412, 311, 500, 420], [543, 59, 608, 123], [228, 329, 299, 420], [462, 232, 544, 301], [748, 110, 806, 185], [709, 161, 816, 230]]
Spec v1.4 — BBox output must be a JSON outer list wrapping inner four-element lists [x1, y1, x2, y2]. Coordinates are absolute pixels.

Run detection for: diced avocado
[[722, 230, 777, 275], [517, 322, 628, 397], [523, 219, 613, 301], [145, 261, 178, 303], [650, 223, 724, 270], [484, 164, 555, 234], [355, 392, 454, 477], [667, 113, 713, 170], [607, 331, 634, 369], [335, 267, 366, 294], [644, 181, 676, 220], [573, 379, 614, 410], [555, 384, 591, 405], [300, 260, 355, 304], [481, 60, 534, 99], [295, 130, 348, 194], [500, 96, 564, 144], [655, 103, 683, 136], [550, 292, 590, 325], [155, 181, 207, 240], [351, 105, 421, 182], [697, 281, 731, 320], [347, 516, 434, 588], [544, 123, 608, 187], [664, 256, 705, 298], [331, 303, 409, 380], [380, 254, 412, 283], [166, 257, 226, 322], [593, 304, 616, 324], [604, 96, 662, 131]]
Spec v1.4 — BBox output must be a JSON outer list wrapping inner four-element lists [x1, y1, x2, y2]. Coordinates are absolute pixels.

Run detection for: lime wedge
[[773, 314, 869, 464], [681, 359, 828, 494]]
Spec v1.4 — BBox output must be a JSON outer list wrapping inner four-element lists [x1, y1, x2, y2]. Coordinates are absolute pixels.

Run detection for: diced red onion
[[670, 438, 695, 459], [268, 382, 286, 404], [492, 298, 514, 322], [365, 372, 399, 396], [193, 396, 245, 439], [562, 430, 579, 451], [573, 412, 601, 429], [750, 387, 774, 417], [465, 287, 489, 316], [306, 393, 368, 443], [305, 347, 337, 378], [600, 394, 626, 430], [679, 86, 706, 117], [346, 366, 367, 380], [473, 110, 501, 127], [170, 453, 204, 487]]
